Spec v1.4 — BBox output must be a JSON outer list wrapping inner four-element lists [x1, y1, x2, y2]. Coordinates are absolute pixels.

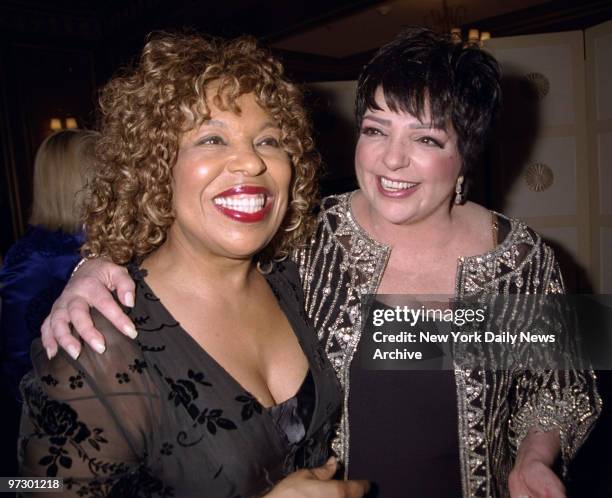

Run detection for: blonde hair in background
[[29, 129, 98, 233]]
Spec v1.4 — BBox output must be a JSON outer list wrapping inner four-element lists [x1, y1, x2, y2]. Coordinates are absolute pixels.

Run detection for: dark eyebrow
[[409, 122, 437, 129], [363, 114, 441, 130], [362, 115, 391, 127]]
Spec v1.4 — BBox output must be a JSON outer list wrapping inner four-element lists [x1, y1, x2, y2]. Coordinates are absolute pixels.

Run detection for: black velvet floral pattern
[[235, 393, 263, 421], [19, 261, 341, 497], [21, 380, 110, 478]]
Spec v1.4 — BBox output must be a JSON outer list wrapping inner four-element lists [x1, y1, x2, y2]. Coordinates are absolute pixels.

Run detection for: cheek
[[354, 142, 375, 184], [187, 162, 217, 184], [354, 139, 370, 168], [175, 162, 218, 199], [171, 163, 215, 213], [419, 152, 461, 183], [273, 160, 293, 198]]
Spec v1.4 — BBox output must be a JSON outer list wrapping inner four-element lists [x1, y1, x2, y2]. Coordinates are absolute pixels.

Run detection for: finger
[[534, 475, 566, 498], [343, 479, 370, 498], [89, 292, 136, 339], [509, 485, 531, 498], [311, 457, 338, 481], [508, 484, 530, 498], [68, 298, 107, 353], [532, 477, 566, 498], [67, 274, 136, 339], [508, 470, 529, 498], [40, 316, 58, 359], [107, 266, 136, 308], [548, 490, 566, 498], [49, 310, 81, 360], [512, 465, 566, 498]]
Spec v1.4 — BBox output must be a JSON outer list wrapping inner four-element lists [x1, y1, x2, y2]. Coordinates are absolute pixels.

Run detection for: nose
[[382, 135, 410, 170], [227, 147, 267, 176]]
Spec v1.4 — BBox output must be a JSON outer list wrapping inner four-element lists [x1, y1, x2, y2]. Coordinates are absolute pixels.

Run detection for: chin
[[219, 239, 270, 259], [233, 228, 281, 254], [368, 199, 415, 224], [381, 212, 419, 226]]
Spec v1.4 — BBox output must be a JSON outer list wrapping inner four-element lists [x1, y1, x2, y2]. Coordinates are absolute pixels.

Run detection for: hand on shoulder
[[41, 258, 137, 360]]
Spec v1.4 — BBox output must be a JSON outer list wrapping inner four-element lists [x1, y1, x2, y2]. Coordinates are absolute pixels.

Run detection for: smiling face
[[355, 86, 463, 227], [167, 92, 292, 261]]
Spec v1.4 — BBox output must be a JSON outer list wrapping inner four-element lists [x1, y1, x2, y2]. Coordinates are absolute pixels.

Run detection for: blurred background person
[[0, 129, 97, 401], [0, 129, 97, 480]]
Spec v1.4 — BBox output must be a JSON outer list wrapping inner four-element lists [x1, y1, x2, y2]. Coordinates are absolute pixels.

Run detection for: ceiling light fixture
[[424, 0, 491, 48]]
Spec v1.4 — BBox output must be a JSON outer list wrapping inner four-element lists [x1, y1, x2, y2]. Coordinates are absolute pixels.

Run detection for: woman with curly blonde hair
[[19, 33, 367, 498]]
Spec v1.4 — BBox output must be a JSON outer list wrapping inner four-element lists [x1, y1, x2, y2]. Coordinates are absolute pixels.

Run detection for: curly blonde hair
[[83, 32, 320, 264]]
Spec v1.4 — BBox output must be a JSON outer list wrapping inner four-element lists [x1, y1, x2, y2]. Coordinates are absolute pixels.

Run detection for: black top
[[348, 302, 462, 498], [19, 261, 341, 498]]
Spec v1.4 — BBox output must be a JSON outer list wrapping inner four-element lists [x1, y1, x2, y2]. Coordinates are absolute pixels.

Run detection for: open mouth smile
[[378, 176, 420, 197], [213, 185, 272, 222]]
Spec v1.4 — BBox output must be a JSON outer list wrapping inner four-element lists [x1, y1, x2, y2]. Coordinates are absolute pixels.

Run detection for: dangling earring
[[454, 175, 464, 205]]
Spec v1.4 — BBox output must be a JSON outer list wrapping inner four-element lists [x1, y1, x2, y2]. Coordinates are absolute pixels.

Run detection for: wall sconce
[[50, 118, 62, 131], [49, 117, 79, 131]]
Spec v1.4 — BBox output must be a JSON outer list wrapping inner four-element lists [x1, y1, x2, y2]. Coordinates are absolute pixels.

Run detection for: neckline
[[344, 190, 519, 263], [133, 263, 315, 412], [266, 369, 313, 412]]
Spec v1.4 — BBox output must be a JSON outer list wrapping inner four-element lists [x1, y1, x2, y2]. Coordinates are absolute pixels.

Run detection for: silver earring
[[454, 175, 464, 205]]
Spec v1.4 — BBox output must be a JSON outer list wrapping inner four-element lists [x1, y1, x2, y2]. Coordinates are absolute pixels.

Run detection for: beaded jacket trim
[[294, 192, 601, 498]]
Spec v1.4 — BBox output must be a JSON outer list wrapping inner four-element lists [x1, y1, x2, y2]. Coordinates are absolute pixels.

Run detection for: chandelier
[[424, 0, 491, 48]]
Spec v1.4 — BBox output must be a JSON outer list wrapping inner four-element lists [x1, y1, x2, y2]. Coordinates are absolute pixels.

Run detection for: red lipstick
[[215, 185, 269, 197], [213, 185, 272, 223]]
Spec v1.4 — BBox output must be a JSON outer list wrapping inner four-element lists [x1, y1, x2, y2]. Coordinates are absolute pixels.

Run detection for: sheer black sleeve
[[19, 310, 161, 497]]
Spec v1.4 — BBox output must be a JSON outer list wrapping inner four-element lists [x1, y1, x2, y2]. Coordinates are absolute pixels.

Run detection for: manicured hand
[[41, 258, 136, 359]]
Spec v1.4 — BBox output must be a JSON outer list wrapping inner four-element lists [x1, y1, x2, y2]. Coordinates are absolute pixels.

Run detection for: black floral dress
[[19, 261, 341, 497]]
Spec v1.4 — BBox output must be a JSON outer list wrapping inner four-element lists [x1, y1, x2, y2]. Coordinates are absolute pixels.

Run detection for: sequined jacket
[[294, 192, 601, 498]]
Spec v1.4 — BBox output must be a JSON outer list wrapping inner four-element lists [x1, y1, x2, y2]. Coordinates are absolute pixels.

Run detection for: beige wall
[[587, 20, 612, 293], [487, 22, 612, 292]]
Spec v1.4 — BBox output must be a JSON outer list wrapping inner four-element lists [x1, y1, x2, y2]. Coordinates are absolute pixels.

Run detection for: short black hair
[[356, 26, 501, 178]]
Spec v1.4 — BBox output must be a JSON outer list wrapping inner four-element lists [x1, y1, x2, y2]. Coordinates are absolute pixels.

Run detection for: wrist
[[516, 428, 560, 468], [71, 256, 92, 278]]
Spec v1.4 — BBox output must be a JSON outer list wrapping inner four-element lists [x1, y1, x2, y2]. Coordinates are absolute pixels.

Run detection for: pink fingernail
[[92, 339, 106, 354], [67, 345, 80, 360], [124, 292, 135, 308]]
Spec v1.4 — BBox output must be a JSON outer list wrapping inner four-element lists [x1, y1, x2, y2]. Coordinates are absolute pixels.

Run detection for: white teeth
[[213, 194, 266, 213], [380, 177, 417, 191]]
